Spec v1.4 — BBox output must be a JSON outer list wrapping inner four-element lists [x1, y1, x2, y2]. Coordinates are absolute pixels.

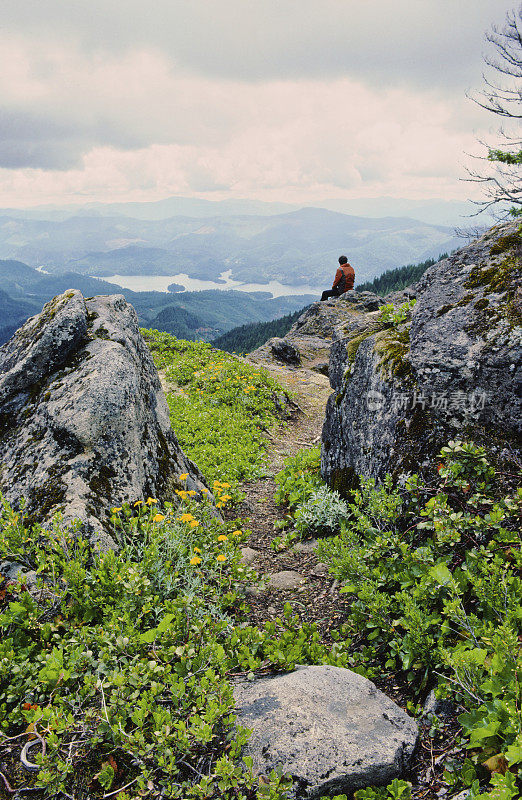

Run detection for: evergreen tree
[[212, 308, 308, 354], [356, 254, 448, 296]]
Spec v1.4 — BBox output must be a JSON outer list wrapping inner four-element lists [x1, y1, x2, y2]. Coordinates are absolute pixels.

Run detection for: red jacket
[[332, 264, 355, 292]]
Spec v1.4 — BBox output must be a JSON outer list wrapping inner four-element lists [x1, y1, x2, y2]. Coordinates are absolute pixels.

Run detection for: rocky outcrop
[[249, 291, 384, 371], [270, 338, 301, 366], [0, 290, 208, 549], [234, 665, 418, 798], [322, 222, 522, 490]]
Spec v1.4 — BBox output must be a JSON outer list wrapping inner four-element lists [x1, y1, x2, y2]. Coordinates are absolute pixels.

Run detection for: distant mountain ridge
[[0, 195, 493, 226], [0, 206, 459, 287]]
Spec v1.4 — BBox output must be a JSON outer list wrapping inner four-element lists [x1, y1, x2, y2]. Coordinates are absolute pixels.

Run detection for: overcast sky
[[0, 0, 518, 207]]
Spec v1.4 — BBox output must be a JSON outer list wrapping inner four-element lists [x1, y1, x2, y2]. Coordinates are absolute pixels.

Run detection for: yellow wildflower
[[175, 490, 188, 498], [111, 507, 122, 513], [231, 530, 242, 537], [194, 547, 202, 554], [220, 494, 232, 503], [190, 556, 202, 566], [146, 497, 158, 505], [187, 490, 197, 496], [221, 483, 231, 488], [134, 500, 143, 507], [216, 554, 226, 563], [179, 473, 189, 480], [218, 534, 228, 542], [153, 514, 165, 522], [177, 513, 194, 523], [189, 520, 200, 529]]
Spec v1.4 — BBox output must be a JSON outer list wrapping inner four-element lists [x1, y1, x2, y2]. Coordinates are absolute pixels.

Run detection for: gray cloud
[[0, 110, 82, 169], [0, 106, 161, 169], [1, 0, 517, 89], [0, 0, 516, 203]]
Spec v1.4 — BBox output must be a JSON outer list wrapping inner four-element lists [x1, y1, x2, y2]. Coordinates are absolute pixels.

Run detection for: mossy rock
[[490, 230, 521, 256], [374, 326, 412, 380]]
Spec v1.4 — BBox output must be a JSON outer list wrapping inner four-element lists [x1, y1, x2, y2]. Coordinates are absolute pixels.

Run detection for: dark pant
[[321, 288, 340, 301]]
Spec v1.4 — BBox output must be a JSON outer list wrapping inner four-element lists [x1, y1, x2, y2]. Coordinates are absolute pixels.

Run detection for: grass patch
[[142, 329, 288, 489]]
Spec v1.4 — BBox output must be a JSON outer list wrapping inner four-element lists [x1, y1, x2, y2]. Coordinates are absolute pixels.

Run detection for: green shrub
[[312, 442, 522, 796], [377, 299, 416, 328], [273, 446, 323, 509]]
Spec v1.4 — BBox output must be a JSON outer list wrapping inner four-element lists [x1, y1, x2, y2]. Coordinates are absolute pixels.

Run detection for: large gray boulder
[[0, 290, 208, 549], [322, 222, 522, 490], [234, 665, 418, 798]]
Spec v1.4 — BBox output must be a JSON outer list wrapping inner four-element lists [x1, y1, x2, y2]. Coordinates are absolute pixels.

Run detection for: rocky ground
[[231, 358, 464, 800], [232, 362, 352, 640]]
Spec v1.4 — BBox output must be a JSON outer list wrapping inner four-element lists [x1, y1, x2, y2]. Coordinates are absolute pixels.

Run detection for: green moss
[[94, 325, 110, 340], [374, 326, 412, 380], [14, 293, 71, 346], [153, 426, 180, 501], [329, 465, 359, 497], [344, 329, 375, 363], [437, 295, 474, 317], [490, 230, 521, 255], [0, 412, 14, 441], [464, 306, 503, 339], [456, 293, 474, 307], [506, 296, 522, 327], [26, 465, 67, 525], [88, 464, 116, 499], [436, 304, 454, 317], [463, 246, 521, 337], [465, 252, 519, 293]]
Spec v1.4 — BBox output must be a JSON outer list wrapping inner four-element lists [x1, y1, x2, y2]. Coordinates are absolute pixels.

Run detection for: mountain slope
[[0, 258, 315, 343], [0, 208, 459, 285]]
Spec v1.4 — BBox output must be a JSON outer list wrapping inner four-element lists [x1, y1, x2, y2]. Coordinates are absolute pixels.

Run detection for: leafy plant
[[377, 299, 416, 328], [312, 442, 522, 796], [274, 446, 323, 509]]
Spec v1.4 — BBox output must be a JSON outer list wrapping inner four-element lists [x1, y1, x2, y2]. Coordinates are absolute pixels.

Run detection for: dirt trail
[[235, 363, 352, 638]]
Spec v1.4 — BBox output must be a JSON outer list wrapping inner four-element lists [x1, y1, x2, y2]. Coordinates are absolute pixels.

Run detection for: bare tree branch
[[464, 4, 522, 217]]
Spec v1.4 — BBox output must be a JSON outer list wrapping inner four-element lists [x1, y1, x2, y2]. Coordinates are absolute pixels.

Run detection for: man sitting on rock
[[321, 256, 355, 301]]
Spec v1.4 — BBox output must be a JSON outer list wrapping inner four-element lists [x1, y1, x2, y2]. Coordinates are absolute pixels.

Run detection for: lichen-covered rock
[[322, 222, 522, 490], [234, 665, 418, 798], [0, 290, 208, 549], [249, 291, 384, 370], [270, 338, 301, 365]]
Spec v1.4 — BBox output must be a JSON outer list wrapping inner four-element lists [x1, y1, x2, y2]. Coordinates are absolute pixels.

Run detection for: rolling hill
[[0, 207, 459, 287]]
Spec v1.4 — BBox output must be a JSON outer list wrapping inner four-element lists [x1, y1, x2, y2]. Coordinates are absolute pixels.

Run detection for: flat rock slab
[[240, 547, 260, 565], [268, 570, 304, 590], [293, 539, 320, 554], [234, 665, 418, 799]]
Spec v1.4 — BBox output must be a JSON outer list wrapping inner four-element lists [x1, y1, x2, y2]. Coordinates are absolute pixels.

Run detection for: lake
[[101, 270, 323, 298]]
